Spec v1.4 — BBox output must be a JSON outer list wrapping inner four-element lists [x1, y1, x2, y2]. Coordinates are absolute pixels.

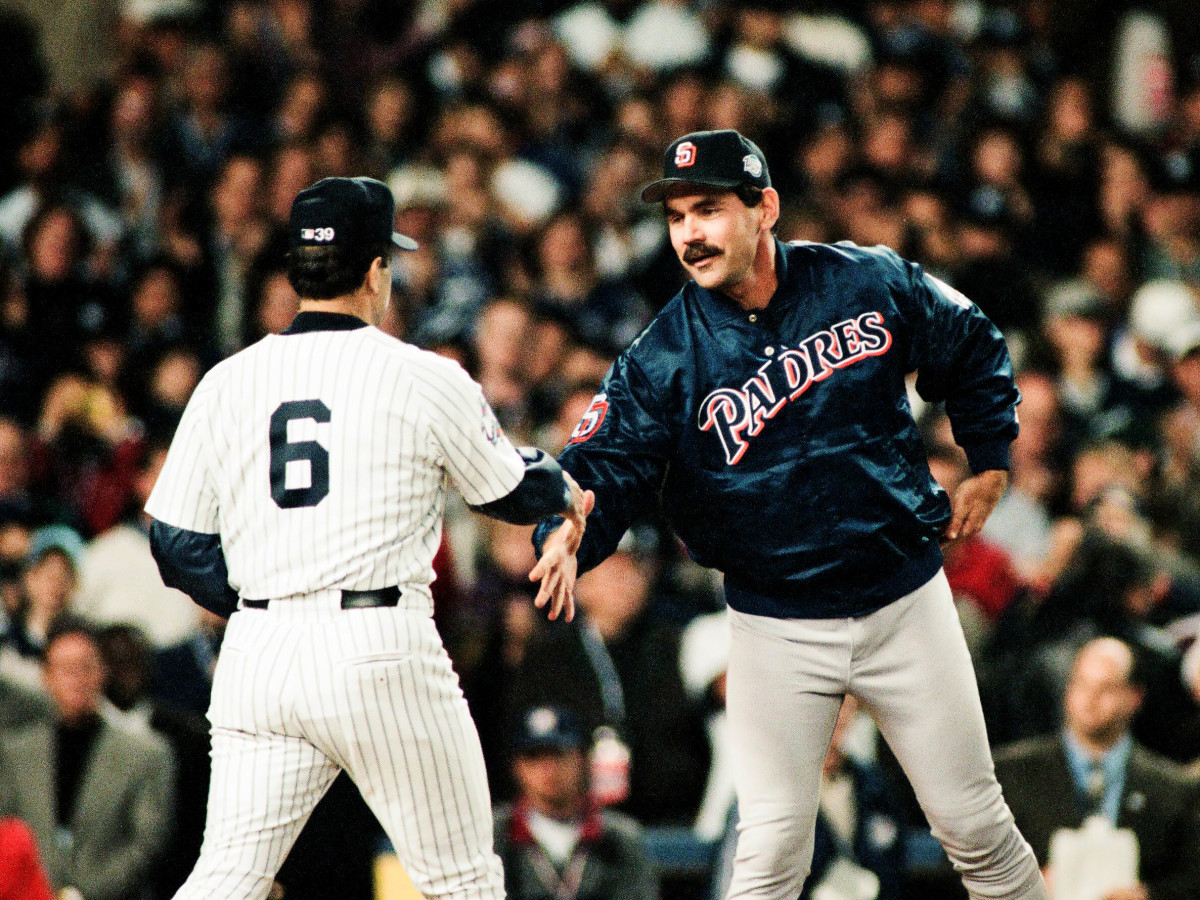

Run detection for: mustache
[[683, 243, 722, 263]]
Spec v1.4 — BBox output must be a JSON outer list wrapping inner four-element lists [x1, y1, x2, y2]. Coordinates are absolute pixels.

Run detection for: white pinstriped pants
[[724, 570, 1048, 900], [174, 593, 504, 900]]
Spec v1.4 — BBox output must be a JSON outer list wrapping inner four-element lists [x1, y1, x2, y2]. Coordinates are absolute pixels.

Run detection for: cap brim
[[640, 177, 745, 203], [516, 740, 580, 754], [391, 232, 419, 251]]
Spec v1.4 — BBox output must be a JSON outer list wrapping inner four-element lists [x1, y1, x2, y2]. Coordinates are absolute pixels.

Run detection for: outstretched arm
[[532, 353, 674, 575]]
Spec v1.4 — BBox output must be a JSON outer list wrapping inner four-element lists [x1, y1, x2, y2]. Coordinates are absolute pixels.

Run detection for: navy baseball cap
[[514, 706, 584, 754], [641, 130, 771, 203], [289, 176, 419, 251]]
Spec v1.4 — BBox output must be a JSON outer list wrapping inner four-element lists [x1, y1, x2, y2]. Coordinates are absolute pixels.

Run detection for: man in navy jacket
[[533, 130, 1047, 900]]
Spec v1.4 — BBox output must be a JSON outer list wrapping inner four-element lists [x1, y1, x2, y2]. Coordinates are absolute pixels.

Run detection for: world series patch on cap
[[289, 176, 419, 251], [641, 129, 772, 202]]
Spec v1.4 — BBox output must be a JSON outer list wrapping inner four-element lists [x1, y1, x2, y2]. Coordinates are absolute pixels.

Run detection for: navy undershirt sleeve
[[149, 519, 240, 618]]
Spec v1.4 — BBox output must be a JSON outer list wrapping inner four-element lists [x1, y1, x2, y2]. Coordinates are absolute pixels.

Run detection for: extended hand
[[943, 469, 1007, 545], [529, 475, 594, 622]]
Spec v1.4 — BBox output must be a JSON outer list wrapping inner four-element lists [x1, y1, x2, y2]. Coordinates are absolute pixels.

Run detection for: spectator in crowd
[[0, 616, 175, 900], [202, 153, 273, 356], [27, 375, 144, 536], [152, 606, 225, 718], [509, 526, 711, 827], [528, 209, 651, 357], [1, 526, 84, 686], [705, 696, 902, 900], [678, 608, 734, 846], [95, 623, 209, 898], [721, 695, 907, 900], [1035, 279, 1130, 452], [983, 370, 1061, 584], [75, 441, 199, 647], [121, 259, 202, 410], [160, 42, 258, 193], [493, 704, 659, 900], [0, 419, 56, 526], [927, 442, 1021, 651], [994, 637, 1200, 900], [0, 669, 51, 730]]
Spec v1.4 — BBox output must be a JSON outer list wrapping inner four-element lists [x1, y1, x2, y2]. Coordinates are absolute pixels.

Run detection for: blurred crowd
[[3, 0, 1200, 898]]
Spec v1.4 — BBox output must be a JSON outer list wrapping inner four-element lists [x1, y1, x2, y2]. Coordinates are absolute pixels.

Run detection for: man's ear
[[366, 256, 388, 293], [760, 187, 781, 233]]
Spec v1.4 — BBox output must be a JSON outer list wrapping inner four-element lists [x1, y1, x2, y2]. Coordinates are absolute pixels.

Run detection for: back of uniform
[[147, 314, 519, 900], [149, 318, 522, 604]]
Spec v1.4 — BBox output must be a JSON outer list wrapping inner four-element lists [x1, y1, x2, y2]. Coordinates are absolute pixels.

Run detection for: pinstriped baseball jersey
[[146, 324, 524, 604], [152, 311, 515, 900]]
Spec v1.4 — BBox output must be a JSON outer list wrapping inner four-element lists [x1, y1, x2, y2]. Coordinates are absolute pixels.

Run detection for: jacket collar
[[282, 311, 369, 334], [507, 797, 604, 846]]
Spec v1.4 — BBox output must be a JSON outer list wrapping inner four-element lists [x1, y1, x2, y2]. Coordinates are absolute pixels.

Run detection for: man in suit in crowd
[[493, 705, 659, 900], [994, 637, 1200, 900], [0, 669, 51, 729], [0, 616, 175, 900]]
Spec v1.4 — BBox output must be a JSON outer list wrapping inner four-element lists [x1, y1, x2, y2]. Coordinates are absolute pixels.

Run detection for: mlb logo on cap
[[514, 705, 584, 753], [299, 227, 336, 242]]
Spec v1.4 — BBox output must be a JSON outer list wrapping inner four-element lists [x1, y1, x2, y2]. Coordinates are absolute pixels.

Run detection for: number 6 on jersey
[[269, 399, 331, 508]]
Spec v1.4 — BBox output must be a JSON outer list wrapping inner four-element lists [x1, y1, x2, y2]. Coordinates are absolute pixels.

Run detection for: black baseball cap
[[513, 705, 584, 754], [289, 176, 419, 252], [641, 130, 771, 203]]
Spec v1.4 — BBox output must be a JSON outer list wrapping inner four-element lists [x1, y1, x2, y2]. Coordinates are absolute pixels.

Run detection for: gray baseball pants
[[724, 569, 1047, 900]]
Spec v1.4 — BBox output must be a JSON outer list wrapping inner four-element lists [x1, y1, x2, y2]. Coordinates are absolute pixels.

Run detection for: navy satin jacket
[[534, 239, 1020, 619]]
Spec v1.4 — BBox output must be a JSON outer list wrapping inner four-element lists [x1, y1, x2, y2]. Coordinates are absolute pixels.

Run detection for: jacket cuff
[[962, 440, 1011, 474], [531, 516, 565, 559]]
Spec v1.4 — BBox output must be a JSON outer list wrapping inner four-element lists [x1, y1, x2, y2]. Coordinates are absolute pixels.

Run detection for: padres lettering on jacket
[[699, 312, 893, 465]]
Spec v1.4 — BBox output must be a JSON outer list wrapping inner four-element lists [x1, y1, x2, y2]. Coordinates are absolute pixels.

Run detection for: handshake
[[529, 472, 594, 624]]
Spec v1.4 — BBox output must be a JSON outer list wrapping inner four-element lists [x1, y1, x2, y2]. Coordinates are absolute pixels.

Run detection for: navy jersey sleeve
[[901, 261, 1020, 473], [149, 519, 240, 618], [533, 351, 673, 574]]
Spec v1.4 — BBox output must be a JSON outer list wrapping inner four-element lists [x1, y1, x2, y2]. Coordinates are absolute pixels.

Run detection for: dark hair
[[734, 185, 765, 208], [45, 613, 101, 652], [286, 242, 389, 300]]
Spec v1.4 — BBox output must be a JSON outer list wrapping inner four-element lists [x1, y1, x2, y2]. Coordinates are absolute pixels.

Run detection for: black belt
[[243, 586, 402, 611]]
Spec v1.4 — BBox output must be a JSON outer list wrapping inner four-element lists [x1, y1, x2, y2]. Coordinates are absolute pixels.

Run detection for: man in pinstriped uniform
[[145, 176, 593, 900]]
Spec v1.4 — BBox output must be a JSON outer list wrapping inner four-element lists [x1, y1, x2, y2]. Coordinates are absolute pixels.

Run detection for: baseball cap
[[514, 705, 584, 754], [1167, 319, 1200, 363], [289, 177, 419, 252], [387, 164, 449, 210], [1129, 279, 1199, 350], [641, 130, 771, 203], [961, 185, 1014, 231], [1042, 279, 1108, 321], [26, 525, 85, 570], [1147, 150, 1200, 196]]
